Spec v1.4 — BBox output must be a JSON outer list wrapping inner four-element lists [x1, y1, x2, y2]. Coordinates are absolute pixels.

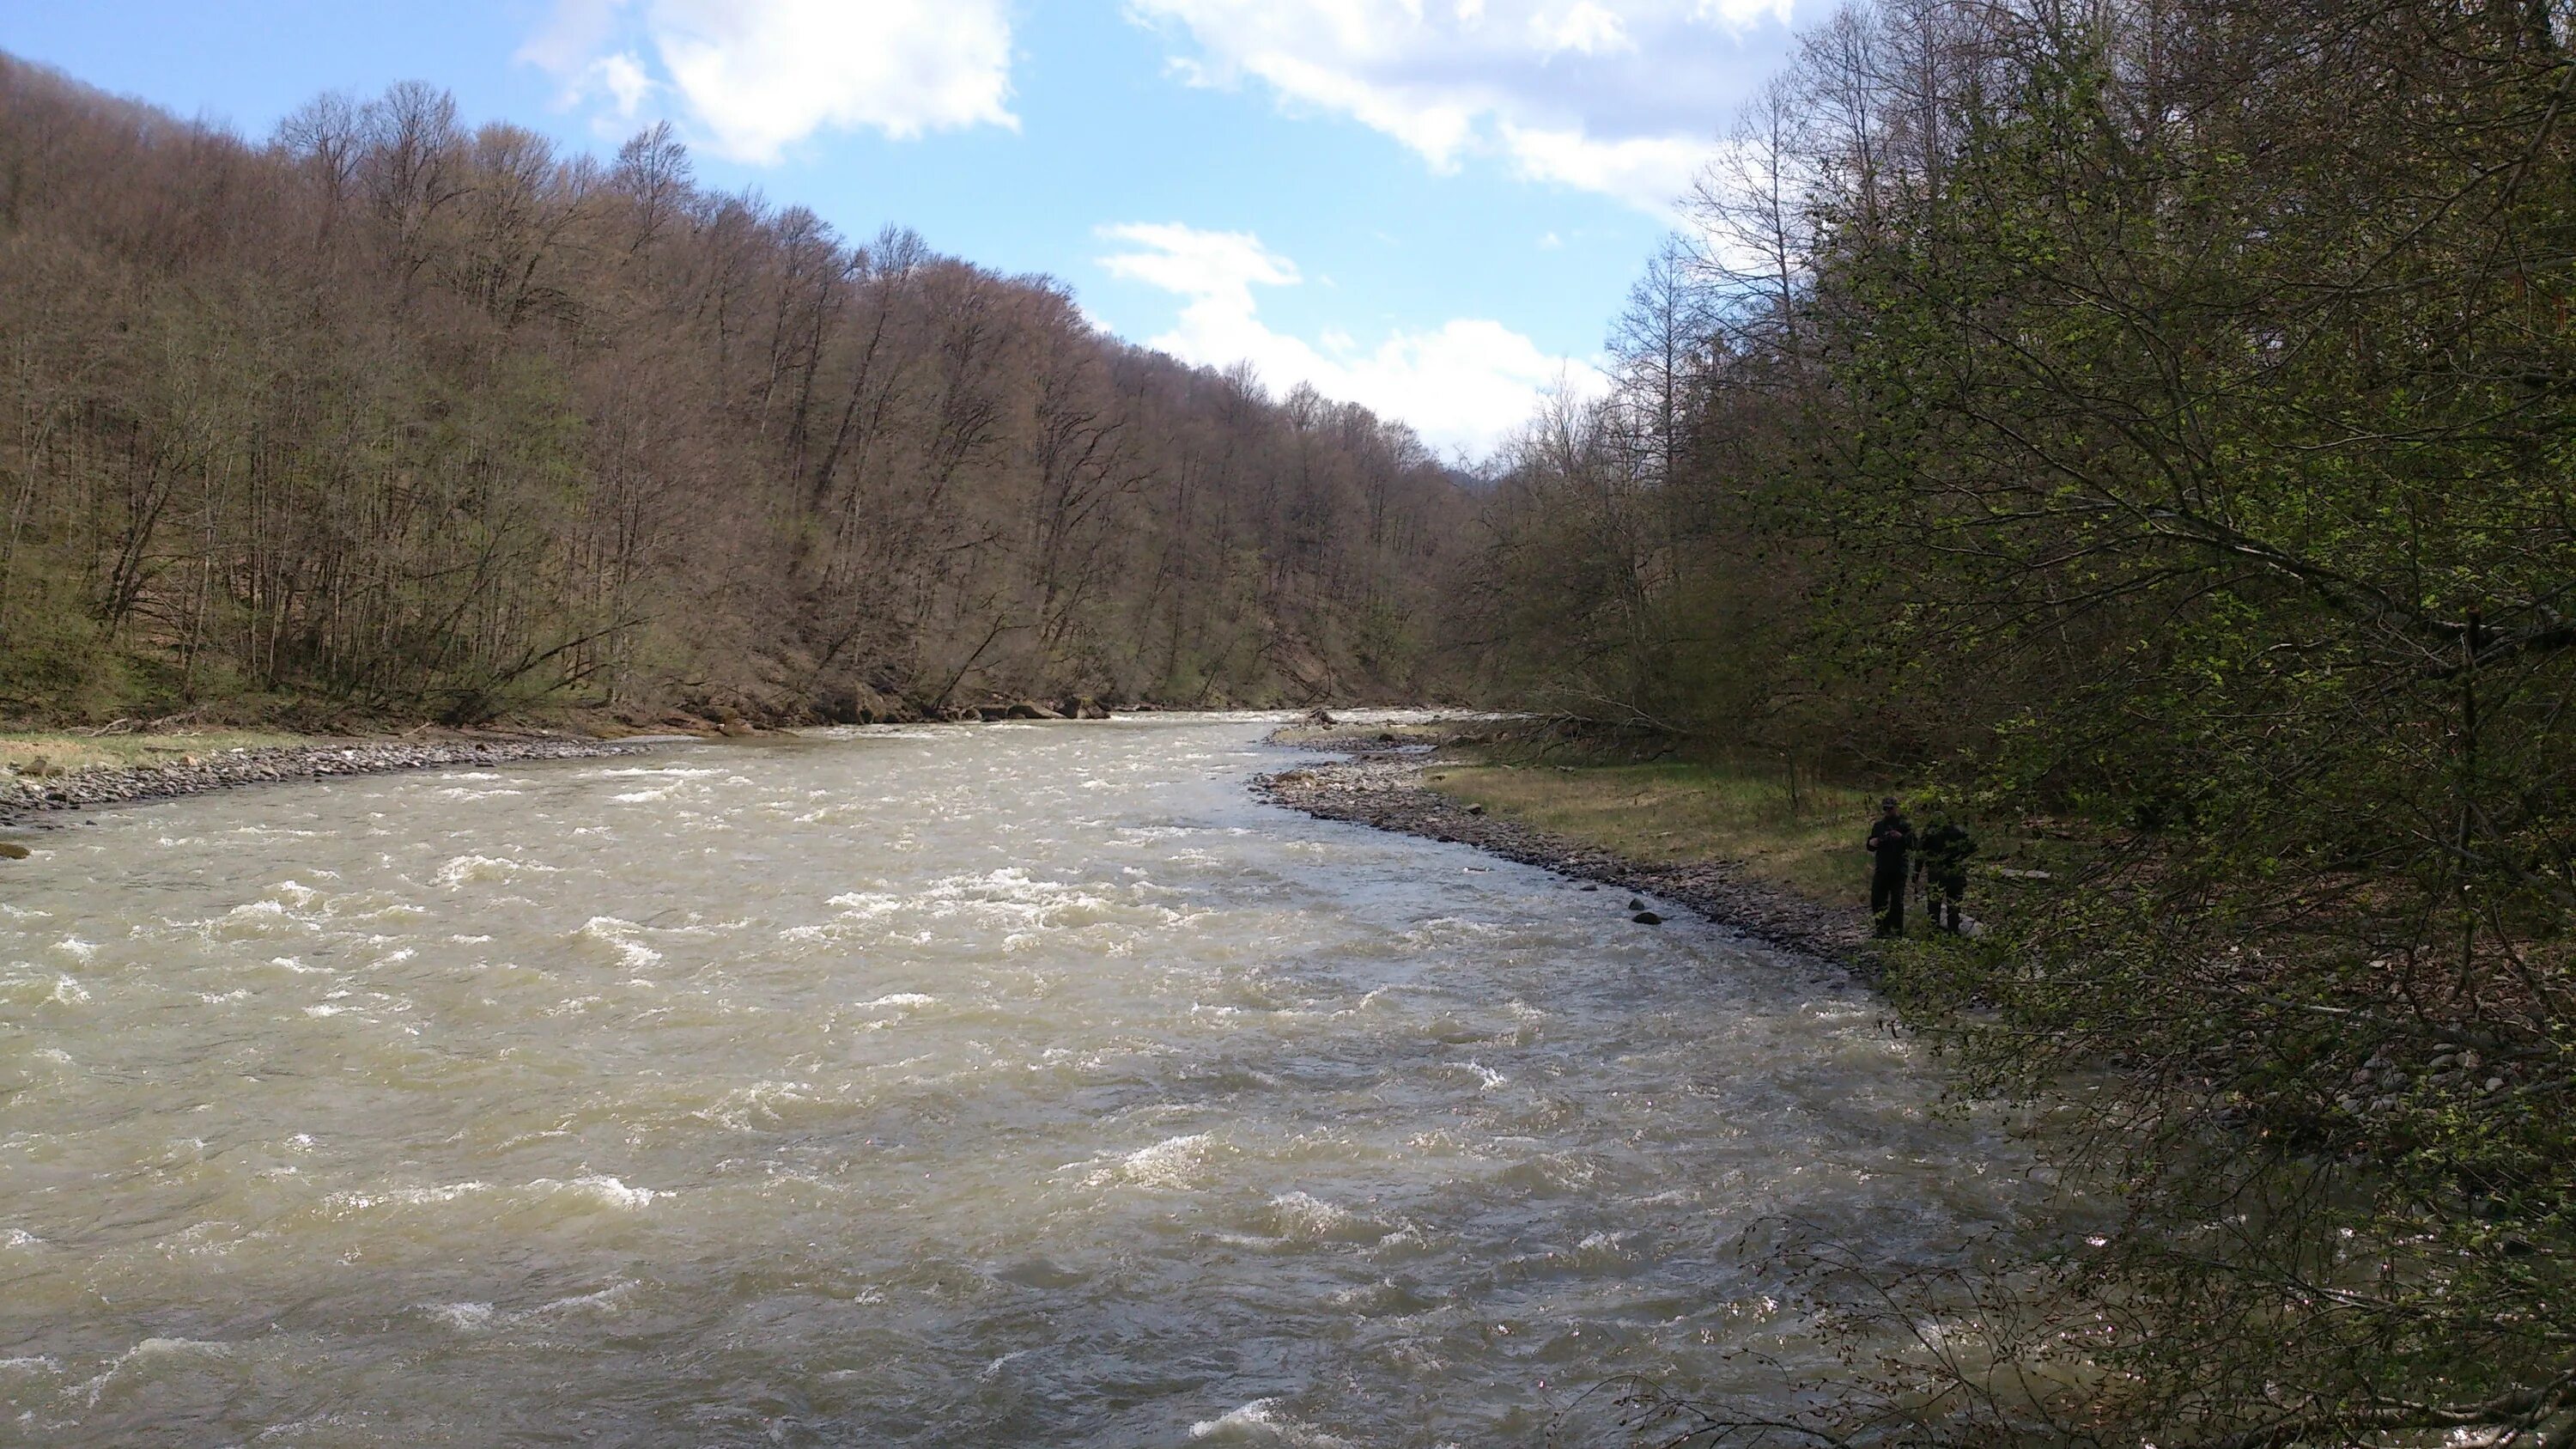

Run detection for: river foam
[[0, 714, 2038, 1446]]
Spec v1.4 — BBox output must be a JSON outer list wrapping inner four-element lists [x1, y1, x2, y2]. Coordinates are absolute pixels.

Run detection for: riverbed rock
[[1633, 910, 1664, 925], [0, 842, 28, 859], [719, 721, 754, 738], [1006, 702, 1065, 720], [1, 737, 656, 825]]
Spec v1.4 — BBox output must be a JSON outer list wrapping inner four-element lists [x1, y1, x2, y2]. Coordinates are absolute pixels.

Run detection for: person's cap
[[1880, 796, 1899, 809]]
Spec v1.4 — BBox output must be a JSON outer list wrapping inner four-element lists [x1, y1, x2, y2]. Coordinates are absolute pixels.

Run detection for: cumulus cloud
[[1500, 124, 1713, 210], [522, 0, 1016, 161], [1099, 222, 1601, 459], [1127, 0, 1804, 213]]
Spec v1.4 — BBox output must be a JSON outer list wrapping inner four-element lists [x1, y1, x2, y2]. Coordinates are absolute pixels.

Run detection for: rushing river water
[[0, 715, 2037, 1446]]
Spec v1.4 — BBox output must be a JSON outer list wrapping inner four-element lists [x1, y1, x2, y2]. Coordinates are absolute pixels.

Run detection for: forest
[[1466, 0, 2576, 1441], [9, 0, 2576, 1436], [0, 56, 1470, 727]]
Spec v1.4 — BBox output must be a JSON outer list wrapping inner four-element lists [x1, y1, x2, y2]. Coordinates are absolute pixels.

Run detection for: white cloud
[[1098, 222, 1298, 306], [1500, 124, 1712, 212], [1128, 0, 1804, 213], [1529, 2, 1634, 55], [576, 52, 655, 120], [523, 0, 1016, 161], [1098, 222, 1602, 459]]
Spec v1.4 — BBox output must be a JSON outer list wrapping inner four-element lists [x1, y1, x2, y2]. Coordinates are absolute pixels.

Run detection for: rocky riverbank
[[0, 736, 666, 827], [1256, 724, 1874, 971]]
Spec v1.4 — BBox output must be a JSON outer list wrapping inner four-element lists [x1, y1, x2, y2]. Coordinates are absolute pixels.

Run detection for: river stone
[[0, 842, 27, 859], [1633, 910, 1664, 925]]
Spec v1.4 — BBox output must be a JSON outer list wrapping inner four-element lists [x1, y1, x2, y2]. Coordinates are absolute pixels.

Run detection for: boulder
[[976, 705, 1012, 721], [1303, 707, 1337, 727], [719, 720, 754, 738], [1632, 911, 1664, 925], [1005, 701, 1066, 720], [0, 842, 28, 860]]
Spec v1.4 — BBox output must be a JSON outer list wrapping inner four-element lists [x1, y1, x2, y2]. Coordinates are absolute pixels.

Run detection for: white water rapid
[[0, 715, 2037, 1445]]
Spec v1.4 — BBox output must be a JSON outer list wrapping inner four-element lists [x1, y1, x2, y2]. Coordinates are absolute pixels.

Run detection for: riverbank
[[1256, 721, 1873, 968], [0, 734, 670, 828]]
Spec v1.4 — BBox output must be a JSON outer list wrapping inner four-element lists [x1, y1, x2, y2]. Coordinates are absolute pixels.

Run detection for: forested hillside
[[0, 58, 1469, 726], [1470, 0, 2576, 1440]]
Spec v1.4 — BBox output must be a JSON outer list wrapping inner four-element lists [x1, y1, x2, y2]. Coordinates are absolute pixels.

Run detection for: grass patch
[[1421, 757, 1877, 903], [0, 728, 314, 778]]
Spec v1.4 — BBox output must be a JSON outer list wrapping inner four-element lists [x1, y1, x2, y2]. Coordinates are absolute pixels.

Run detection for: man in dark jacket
[[1917, 813, 1978, 933], [1865, 796, 1912, 936]]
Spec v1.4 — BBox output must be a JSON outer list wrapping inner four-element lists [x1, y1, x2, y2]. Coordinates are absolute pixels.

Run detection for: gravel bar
[[1, 737, 662, 825], [1255, 728, 1874, 972]]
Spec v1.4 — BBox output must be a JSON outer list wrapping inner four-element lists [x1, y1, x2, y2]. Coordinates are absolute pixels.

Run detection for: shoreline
[[1255, 725, 1874, 972], [0, 736, 667, 828]]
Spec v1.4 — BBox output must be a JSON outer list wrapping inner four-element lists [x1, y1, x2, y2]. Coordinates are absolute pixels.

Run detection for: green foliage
[[1466, 0, 2576, 1439]]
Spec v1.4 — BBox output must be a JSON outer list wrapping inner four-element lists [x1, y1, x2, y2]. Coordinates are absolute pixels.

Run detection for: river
[[0, 715, 2036, 1446]]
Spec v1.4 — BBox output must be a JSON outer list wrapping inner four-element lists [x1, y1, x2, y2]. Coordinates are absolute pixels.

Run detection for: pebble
[[1254, 728, 1870, 971], [1, 738, 654, 825]]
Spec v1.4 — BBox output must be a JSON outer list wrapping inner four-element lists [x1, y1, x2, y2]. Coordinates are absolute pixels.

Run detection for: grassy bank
[[1413, 743, 2091, 919], [1, 728, 314, 778], [1419, 756, 1873, 904]]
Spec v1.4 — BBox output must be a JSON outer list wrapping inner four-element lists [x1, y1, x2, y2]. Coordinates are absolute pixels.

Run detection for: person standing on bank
[[1917, 812, 1977, 934], [1865, 796, 1913, 937]]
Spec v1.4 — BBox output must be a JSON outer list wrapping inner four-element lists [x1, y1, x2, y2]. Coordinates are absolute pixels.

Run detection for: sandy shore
[[1256, 726, 1873, 971], [0, 736, 667, 826]]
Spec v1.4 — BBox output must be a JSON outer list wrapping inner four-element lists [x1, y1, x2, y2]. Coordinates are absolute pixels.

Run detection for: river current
[[0, 715, 2034, 1446]]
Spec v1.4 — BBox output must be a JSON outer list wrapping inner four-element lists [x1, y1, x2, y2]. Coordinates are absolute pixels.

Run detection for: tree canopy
[[1470, 0, 2576, 1440], [0, 60, 1473, 724]]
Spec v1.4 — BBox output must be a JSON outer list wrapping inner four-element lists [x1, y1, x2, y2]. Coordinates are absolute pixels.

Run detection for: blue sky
[[0, 2, 1814, 457]]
